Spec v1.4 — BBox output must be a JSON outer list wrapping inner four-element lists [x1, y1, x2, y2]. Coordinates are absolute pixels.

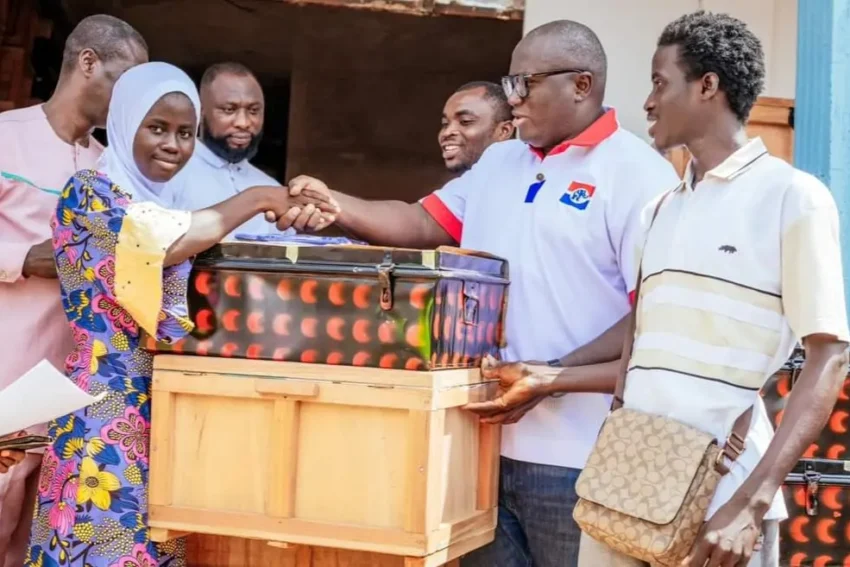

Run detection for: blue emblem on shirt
[[524, 179, 546, 203], [560, 181, 596, 211]]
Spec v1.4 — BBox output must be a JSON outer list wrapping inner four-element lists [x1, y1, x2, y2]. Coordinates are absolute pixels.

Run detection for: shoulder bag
[[572, 192, 753, 566]]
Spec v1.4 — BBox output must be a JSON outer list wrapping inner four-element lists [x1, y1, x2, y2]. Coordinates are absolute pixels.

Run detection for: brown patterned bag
[[572, 194, 753, 567]]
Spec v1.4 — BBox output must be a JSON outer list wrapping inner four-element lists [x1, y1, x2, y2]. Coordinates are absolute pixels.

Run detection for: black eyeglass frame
[[501, 69, 589, 99]]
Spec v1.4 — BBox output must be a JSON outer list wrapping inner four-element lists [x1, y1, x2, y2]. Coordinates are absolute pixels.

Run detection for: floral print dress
[[26, 170, 194, 567]]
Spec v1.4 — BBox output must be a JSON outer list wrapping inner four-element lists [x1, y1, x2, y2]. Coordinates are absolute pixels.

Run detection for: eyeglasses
[[501, 69, 588, 99]]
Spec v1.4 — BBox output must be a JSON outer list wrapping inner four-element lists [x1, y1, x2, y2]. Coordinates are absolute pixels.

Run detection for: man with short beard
[[170, 62, 285, 238]]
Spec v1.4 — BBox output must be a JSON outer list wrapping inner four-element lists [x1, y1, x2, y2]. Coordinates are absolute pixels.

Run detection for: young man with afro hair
[[566, 10, 850, 567]]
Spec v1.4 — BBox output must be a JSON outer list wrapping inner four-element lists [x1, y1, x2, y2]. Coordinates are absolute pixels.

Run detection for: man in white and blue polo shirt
[[286, 20, 679, 566]]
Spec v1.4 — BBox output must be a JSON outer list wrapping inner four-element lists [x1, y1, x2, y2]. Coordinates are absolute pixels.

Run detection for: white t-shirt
[[169, 141, 287, 239], [625, 137, 850, 520], [421, 109, 680, 469]]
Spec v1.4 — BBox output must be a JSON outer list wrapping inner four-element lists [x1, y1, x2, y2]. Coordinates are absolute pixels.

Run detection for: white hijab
[[97, 61, 201, 207]]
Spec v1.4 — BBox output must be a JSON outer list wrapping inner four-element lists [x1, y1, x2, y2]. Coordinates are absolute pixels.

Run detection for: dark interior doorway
[[35, 0, 522, 199]]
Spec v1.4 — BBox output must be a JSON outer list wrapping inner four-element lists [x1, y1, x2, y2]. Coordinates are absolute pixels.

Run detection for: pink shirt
[[0, 104, 102, 400]]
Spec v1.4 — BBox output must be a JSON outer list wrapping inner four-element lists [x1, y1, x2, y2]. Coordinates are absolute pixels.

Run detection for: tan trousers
[[578, 521, 780, 567], [0, 454, 41, 567]]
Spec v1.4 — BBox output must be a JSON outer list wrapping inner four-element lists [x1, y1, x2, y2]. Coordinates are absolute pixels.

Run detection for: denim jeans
[[461, 456, 582, 567]]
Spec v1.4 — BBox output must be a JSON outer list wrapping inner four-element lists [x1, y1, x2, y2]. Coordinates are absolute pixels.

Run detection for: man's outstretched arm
[[288, 175, 456, 248]]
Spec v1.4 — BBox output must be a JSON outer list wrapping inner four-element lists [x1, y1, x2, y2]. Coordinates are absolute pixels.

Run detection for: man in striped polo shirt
[[474, 11, 850, 567]]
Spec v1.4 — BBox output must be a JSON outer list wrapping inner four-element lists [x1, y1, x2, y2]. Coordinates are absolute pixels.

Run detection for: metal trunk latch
[[462, 281, 479, 325], [804, 469, 821, 516], [377, 262, 396, 311]]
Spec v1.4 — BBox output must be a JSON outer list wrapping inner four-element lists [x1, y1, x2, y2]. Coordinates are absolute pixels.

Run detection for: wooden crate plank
[[149, 392, 176, 506], [150, 505, 425, 556], [184, 534, 466, 566], [153, 354, 483, 389], [267, 399, 301, 518], [476, 422, 500, 511]]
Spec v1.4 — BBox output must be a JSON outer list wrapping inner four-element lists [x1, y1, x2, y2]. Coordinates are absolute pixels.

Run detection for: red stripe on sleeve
[[628, 290, 636, 306], [420, 194, 463, 243]]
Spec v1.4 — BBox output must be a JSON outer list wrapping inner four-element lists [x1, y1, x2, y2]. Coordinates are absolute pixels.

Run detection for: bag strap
[[610, 189, 752, 472]]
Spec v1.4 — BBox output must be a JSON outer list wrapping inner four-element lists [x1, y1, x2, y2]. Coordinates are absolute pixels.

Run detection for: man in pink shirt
[[0, 14, 147, 566]]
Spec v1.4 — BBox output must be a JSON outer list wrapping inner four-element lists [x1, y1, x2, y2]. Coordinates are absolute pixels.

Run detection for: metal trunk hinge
[[377, 261, 396, 311]]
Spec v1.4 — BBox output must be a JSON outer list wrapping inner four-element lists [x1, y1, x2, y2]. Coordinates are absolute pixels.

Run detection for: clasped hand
[[23, 239, 57, 279], [0, 431, 28, 474], [262, 176, 341, 232]]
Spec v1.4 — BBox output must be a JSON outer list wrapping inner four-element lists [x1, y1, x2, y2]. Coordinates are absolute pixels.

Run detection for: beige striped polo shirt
[[623, 137, 850, 520]]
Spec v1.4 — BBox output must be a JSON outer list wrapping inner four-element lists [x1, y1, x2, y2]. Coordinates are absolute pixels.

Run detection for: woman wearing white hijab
[[25, 62, 337, 567], [97, 61, 196, 208]]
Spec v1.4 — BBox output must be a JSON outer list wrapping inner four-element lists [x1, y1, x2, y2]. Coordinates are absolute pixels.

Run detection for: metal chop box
[[146, 243, 510, 370], [762, 351, 850, 567]]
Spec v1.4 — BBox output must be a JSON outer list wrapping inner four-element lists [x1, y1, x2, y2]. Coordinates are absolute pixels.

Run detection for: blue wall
[[794, 0, 850, 320]]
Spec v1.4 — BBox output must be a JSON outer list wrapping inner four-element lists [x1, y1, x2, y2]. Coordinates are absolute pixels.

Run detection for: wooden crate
[[182, 534, 466, 566], [148, 355, 501, 565]]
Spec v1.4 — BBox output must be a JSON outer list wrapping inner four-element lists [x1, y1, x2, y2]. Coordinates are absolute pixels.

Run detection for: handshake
[[262, 175, 341, 233]]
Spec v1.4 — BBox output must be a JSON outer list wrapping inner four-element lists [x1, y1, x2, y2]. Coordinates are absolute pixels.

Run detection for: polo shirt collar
[[196, 140, 247, 170], [678, 137, 769, 192], [530, 108, 619, 160]]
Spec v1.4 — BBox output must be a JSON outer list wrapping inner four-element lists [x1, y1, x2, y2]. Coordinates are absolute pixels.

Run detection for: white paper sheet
[[0, 360, 105, 438]]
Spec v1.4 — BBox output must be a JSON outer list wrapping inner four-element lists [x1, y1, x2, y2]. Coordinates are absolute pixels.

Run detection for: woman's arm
[[164, 186, 339, 266], [52, 173, 338, 338]]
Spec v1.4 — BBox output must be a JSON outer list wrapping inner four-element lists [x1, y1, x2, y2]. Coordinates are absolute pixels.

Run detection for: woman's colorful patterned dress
[[26, 170, 193, 567]]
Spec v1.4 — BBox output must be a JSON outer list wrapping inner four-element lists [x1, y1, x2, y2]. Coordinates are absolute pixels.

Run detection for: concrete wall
[[523, 0, 798, 140]]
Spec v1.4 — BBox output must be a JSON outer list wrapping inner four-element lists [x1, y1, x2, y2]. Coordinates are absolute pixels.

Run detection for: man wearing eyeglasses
[[284, 20, 679, 566]]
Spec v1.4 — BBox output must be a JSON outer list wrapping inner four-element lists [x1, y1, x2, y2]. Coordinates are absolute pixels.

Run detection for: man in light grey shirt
[[170, 62, 290, 238]]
